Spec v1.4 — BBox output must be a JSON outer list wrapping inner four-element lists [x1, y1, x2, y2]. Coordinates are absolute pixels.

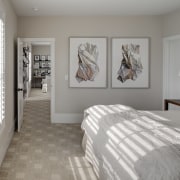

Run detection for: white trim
[[163, 34, 180, 41], [163, 34, 180, 109], [52, 113, 83, 124], [18, 38, 55, 123], [163, 39, 170, 100], [0, 12, 5, 128]]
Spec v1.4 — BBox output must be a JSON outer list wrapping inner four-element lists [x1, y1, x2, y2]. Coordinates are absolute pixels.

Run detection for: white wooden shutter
[[0, 15, 5, 125]]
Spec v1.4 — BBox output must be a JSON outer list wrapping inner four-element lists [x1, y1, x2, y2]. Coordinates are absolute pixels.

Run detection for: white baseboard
[[51, 113, 83, 123]]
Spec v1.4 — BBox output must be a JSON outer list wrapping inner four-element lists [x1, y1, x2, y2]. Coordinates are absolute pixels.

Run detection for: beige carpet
[[0, 89, 97, 180]]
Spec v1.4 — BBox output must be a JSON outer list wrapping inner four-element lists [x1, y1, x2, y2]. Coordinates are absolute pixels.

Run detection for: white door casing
[[17, 38, 25, 131], [18, 38, 55, 123], [163, 35, 180, 110]]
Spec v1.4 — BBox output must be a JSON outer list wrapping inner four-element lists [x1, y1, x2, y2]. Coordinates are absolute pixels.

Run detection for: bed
[[81, 104, 180, 180]]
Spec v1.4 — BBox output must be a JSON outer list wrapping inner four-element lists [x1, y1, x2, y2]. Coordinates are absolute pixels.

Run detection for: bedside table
[[164, 99, 180, 110]]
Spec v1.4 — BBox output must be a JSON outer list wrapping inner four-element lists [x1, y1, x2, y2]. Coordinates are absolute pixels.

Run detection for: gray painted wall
[[0, 0, 17, 165], [32, 45, 50, 56], [18, 16, 163, 113], [163, 9, 180, 37]]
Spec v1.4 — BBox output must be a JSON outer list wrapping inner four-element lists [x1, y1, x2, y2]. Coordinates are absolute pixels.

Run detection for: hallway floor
[[0, 89, 97, 180]]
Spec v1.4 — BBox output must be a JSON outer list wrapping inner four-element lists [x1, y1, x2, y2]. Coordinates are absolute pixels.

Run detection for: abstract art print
[[112, 37, 149, 88], [69, 37, 107, 88]]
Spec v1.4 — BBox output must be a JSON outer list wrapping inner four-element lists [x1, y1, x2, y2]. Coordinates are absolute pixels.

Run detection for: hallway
[[0, 89, 97, 180]]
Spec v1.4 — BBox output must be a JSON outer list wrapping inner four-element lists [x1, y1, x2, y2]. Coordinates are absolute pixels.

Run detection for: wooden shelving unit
[[32, 55, 51, 88]]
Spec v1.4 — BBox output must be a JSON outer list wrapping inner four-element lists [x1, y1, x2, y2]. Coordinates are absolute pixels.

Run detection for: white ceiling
[[10, 0, 180, 16]]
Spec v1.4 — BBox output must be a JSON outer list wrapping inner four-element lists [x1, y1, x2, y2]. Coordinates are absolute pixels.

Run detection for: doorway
[[16, 38, 55, 131], [31, 44, 51, 97], [163, 35, 180, 110]]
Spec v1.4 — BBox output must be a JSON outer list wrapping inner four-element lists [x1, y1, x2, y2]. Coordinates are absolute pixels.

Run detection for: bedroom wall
[[18, 16, 163, 121], [163, 8, 180, 37], [32, 45, 50, 56], [0, 0, 17, 165]]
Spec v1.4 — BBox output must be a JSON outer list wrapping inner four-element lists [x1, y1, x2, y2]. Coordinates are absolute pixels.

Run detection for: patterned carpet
[[0, 89, 97, 180]]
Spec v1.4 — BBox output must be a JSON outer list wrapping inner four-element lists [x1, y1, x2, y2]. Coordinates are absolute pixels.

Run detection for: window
[[0, 15, 5, 125]]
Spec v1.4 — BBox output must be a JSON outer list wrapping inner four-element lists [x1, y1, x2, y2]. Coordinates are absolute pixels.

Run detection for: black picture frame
[[47, 55, 51, 61], [41, 55, 46, 61], [34, 55, 40, 61], [41, 61, 50, 68]]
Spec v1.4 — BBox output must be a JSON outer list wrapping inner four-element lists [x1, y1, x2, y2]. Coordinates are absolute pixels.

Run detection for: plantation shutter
[[0, 12, 5, 125]]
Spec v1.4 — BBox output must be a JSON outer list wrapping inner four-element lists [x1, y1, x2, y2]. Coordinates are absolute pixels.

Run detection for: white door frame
[[21, 38, 55, 123], [17, 38, 25, 131], [163, 34, 180, 107]]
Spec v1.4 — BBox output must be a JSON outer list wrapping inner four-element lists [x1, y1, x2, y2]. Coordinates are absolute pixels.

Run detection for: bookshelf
[[33, 55, 51, 88]]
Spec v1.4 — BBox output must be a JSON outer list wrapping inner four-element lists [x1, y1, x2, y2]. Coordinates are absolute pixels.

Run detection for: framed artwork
[[34, 55, 40, 61], [41, 55, 46, 61], [33, 62, 39, 69], [69, 37, 107, 88], [111, 37, 150, 88], [41, 61, 49, 68], [47, 62, 51, 67], [47, 55, 51, 61]]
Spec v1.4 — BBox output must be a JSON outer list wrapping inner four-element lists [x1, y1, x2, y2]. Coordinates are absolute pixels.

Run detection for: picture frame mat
[[111, 37, 150, 88], [34, 55, 40, 61], [69, 37, 107, 88]]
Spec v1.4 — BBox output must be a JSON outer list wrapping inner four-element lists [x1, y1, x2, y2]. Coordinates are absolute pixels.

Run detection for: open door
[[17, 38, 24, 131], [16, 38, 55, 126], [17, 38, 31, 131]]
